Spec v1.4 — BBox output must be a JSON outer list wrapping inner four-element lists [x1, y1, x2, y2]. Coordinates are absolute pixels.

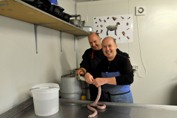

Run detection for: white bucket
[[30, 83, 60, 116]]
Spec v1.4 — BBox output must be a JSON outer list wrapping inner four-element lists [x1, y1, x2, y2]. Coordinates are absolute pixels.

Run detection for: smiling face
[[102, 37, 117, 61], [88, 32, 102, 50]]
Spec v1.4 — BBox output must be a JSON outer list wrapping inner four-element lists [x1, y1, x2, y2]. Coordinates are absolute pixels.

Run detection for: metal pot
[[69, 15, 85, 27], [80, 20, 85, 28], [82, 26, 93, 32], [60, 74, 82, 94], [60, 92, 81, 100]]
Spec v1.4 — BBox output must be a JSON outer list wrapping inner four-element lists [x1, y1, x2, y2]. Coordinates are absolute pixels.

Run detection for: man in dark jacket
[[84, 36, 134, 103], [76, 33, 130, 101], [76, 32, 104, 101]]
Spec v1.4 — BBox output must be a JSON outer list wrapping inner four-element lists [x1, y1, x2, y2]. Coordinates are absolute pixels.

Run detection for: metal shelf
[[0, 0, 89, 36]]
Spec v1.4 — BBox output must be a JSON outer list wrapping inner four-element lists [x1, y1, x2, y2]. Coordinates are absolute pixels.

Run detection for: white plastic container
[[30, 83, 60, 116]]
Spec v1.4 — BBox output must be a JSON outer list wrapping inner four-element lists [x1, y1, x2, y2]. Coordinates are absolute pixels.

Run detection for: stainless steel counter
[[17, 99, 177, 118]]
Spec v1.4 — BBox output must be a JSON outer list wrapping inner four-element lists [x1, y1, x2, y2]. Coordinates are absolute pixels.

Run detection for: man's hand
[[93, 77, 117, 87], [76, 68, 86, 76], [93, 78, 107, 87], [84, 72, 94, 84]]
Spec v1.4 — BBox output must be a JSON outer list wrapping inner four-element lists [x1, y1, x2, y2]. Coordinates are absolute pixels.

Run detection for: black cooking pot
[[22, 0, 71, 22], [48, 5, 64, 18], [61, 12, 72, 22], [22, 0, 51, 12]]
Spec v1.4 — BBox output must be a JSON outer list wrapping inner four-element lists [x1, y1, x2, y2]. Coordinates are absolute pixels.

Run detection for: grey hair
[[103, 36, 117, 44]]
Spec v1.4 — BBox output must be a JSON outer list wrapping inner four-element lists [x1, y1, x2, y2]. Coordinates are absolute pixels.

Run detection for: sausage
[[87, 87, 106, 117]]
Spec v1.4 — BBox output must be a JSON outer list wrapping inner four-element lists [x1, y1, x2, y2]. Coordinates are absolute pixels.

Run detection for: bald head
[[102, 36, 117, 61], [102, 36, 116, 44], [88, 32, 102, 50]]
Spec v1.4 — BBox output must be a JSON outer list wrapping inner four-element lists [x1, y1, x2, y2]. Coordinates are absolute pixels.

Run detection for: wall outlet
[[135, 6, 146, 16]]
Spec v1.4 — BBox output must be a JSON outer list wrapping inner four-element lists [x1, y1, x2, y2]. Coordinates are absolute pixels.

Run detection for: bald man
[[76, 32, 105, 101], [86, 36, 134, 103]]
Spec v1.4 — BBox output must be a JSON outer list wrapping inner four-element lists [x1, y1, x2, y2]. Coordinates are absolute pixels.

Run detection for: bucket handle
[[30, 86, 59, 91]]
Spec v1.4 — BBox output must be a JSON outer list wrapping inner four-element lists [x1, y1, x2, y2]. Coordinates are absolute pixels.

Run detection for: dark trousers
[[89, 84, 98, 101]]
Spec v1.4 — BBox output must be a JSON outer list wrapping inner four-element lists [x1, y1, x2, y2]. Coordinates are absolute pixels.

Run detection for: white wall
[[1, 0, 177, 114], [0, 0, 76, 114], [77, 0, 177, 105]]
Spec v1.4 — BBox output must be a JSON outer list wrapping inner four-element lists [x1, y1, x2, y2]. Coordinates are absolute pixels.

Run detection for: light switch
[[135, 6, 146, 16]]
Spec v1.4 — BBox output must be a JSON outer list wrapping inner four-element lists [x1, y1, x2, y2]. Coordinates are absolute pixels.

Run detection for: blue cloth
[[50, 0, 58, 5], [101, 71, 133, 103]]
